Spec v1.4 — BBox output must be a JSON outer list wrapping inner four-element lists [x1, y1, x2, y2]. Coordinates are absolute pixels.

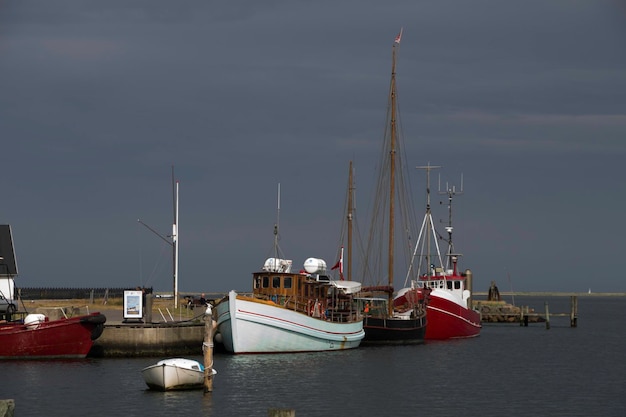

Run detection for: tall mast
[[274, 183, 281, 260], [171, 166, 179, 309], [416, 164, 441, 277], [347, 161, 354, 282], [387, 34, 401, 315]]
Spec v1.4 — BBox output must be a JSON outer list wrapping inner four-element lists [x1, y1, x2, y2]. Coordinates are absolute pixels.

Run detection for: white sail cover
[[331, 280, 361, 294]]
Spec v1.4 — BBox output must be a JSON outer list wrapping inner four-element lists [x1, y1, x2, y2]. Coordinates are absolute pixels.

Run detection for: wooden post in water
[[203, 304, 215, 393], [268, 409, 295, 417], [545, 302, 550, 330], [570, 296, 578, 327], [520, 306, 529, 327], [523, 306, 529, 327]]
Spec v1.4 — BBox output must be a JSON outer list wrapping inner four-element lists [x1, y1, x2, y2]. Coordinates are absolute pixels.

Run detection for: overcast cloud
[[1, 0, 625, 295]]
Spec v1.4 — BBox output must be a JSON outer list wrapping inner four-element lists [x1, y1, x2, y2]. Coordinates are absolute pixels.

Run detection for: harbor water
[[2, 296, 625, 416]]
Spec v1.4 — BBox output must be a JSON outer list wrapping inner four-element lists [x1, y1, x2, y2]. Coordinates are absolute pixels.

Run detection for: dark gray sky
[[1, 0, 625, 294]]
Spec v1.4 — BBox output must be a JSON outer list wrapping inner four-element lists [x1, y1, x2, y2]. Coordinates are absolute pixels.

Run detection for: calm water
[[2, 296, 625, 417]]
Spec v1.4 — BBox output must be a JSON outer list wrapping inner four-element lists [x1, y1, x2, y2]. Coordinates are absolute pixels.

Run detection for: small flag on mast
[[331, 246, 345, 280], [394, 27, 403, 44]]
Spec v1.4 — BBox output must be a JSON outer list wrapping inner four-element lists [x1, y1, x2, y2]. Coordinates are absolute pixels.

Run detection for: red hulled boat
[[0, 312, 106, 359], [0, 224, 107, 359], [395, 166, 481, 340], [396, 257, 481, 339]]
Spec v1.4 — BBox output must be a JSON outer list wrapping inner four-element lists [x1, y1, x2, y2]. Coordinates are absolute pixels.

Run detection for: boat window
[[262, 276, 269, 288], [272, 276, 281, 289], [447, 281, 453, 290], [454, 281, 461, 290], [254, 276, 261, 289], [284, 277, 292, 289]]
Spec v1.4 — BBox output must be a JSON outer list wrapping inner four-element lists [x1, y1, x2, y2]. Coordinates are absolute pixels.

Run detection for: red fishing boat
[[394, 166, 481, 340], [0, 311, 106, 359], [0, 224, 107, 358]]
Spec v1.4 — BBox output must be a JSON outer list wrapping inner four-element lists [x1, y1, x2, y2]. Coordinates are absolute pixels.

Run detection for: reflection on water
[[2, 297, 625, 417]]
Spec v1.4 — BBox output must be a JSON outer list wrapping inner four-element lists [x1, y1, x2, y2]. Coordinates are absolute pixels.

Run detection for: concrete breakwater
[[89, 299, 209, 358], [90, 322, 205, 358], [474, 300, 545, 323], [24, 298, 210, 358]]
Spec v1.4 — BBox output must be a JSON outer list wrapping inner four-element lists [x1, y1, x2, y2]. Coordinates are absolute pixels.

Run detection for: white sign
[[123, 290, 143, 319]]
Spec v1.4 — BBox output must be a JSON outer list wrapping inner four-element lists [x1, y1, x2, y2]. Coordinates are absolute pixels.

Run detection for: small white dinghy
[[142, 358, 217, 391]]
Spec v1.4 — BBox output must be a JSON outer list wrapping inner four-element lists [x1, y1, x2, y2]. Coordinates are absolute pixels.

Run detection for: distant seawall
[[15, 287, 142, 300], [15, 287, 626, 300], [13, 287, 226, 301], [474, 291, 626, 297]]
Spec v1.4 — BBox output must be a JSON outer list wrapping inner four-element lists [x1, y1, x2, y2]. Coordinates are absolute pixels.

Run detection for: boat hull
[[215, 290, 365, 353], [0, 312, 106, 359], [142, 358, 214, 391], [425, 290, 481, 340], [362, 315, 427, 344]]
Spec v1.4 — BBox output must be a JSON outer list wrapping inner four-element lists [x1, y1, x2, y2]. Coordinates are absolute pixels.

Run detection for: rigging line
[[137, 220, 144, 288], [137, 220, 172, 246], [146, 240, 171, 287]]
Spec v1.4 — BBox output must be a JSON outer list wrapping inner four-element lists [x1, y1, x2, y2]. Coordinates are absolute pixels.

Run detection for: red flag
[[394, 27, 403, 44], [332, 246, 345, 280]]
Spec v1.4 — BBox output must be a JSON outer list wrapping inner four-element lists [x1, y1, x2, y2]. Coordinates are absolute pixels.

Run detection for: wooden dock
[[474, 295, 579, 328]]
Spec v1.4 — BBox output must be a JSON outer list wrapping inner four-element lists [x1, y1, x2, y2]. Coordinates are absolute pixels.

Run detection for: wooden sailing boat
[[355, 29, 428, 344]]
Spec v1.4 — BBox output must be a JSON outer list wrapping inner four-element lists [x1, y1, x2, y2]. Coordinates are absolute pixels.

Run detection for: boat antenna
[[438, 173, 463, 270], [274, 183, 281, 260]]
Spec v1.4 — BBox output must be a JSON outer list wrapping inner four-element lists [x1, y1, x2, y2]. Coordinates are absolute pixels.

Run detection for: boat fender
[[24, 314, 47, 330], [81, 313, 107, 325], [91, 324, 105, 340]]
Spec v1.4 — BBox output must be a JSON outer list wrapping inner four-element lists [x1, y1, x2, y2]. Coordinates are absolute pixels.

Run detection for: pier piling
[[570, 296, 578, 327], [545, 302, 550, 330], [203, 304, 215, 394]]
